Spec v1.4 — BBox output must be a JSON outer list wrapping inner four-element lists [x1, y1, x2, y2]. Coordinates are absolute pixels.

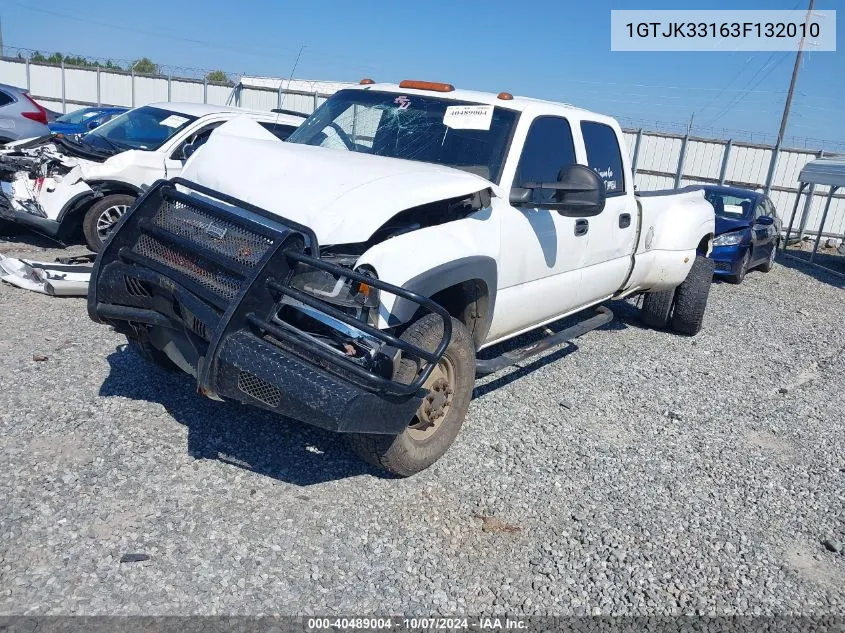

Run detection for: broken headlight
[[274, 262, 385, 368], [713, 231, 746, 247], [288, 261, 380, 324]]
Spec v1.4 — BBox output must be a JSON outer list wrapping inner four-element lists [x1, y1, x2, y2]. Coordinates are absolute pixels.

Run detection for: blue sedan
[[701, 185, 782, 284], [48, 106, 128, 136]]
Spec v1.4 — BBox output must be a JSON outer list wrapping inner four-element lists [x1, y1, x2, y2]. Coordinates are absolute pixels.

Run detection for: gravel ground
[[1, 233, 843, 616]]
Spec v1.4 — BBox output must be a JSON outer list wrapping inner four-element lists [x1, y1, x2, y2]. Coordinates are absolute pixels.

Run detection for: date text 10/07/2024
[[306, 618, 528, 630]]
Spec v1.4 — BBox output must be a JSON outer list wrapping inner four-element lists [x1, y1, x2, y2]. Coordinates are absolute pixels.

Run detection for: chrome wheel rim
[[407, 356, 456, 441], [96, 204, 129, 241]]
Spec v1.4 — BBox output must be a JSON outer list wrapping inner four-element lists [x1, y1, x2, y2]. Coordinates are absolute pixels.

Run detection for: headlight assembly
[[288, 262, 379, 310], [713, 231, 745, 247]]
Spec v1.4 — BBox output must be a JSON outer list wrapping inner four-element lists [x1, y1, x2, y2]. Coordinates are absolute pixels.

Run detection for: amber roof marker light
[[359, 78, 376, 85], [497, 92, 514, 100], [398, 80, 455, 92]]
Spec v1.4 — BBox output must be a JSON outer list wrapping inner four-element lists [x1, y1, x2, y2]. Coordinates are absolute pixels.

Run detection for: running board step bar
[[475, 306, 614, 377]]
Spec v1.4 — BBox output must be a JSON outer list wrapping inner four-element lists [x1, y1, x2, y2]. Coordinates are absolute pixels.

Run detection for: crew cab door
[[487, 115, 591, 342], [576, 120, 638, 298]]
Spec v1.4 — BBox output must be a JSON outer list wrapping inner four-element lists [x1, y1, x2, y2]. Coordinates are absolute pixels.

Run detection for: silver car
[[0, 83, 51, 144]]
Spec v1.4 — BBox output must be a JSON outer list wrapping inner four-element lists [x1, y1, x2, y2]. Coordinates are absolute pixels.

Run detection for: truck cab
[[88, 80, 714, 476]]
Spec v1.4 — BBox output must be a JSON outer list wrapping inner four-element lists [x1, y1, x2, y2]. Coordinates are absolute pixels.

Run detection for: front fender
[[356, 209, 500, 331]]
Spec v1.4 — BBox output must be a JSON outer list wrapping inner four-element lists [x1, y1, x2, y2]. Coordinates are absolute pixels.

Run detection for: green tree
[[130, 57, 158, 75], [205, 70, 229, 83], [64, 55, 97, 68], [30, 51, 47, 63]]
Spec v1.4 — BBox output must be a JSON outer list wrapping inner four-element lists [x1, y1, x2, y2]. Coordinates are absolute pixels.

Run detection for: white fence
[[623, 130, 844, 238], [1, 56, 841, 238]]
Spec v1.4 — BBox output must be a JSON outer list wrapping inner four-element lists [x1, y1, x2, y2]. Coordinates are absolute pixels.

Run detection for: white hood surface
[[180, 119, 495, 245]]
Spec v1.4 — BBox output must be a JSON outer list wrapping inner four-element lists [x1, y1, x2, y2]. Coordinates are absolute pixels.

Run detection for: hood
[[715, 215, 751, 235], [180, 118, 495, 245]]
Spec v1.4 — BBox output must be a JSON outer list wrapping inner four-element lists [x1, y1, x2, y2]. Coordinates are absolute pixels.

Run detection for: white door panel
[[486, 269, 583, 344], [578, 121, 638, 298], [491, 115, 590, 341]]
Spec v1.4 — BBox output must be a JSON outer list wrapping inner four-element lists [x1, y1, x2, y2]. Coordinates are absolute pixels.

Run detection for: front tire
[[728, 249, 750, 284], [82, 194, 135, 252], [126, 337, 178, 372], [348, 314, 475, 477], [669, 255, 714, 337]]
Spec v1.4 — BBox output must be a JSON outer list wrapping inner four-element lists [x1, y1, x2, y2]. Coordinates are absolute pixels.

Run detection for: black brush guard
[[88, 178, 452, 435]]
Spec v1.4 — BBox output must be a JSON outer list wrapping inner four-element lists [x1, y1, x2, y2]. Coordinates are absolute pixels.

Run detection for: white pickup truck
[[0, 103, 304, 251], [88, 80, 715, 476]]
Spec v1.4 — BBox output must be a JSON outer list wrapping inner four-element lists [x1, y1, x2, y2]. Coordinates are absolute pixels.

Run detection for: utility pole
[[776, 0, 815, 147], [686, 112, 695, 136], [0, 15, 5, 58], [764, 0, 815, 199]]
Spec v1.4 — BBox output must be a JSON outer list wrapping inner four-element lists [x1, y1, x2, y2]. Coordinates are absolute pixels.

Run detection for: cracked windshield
[[286, 89, 517, 182]]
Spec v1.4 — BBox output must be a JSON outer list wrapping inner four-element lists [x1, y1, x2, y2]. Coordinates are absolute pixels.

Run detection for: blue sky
[[2, 0, 842, 148]]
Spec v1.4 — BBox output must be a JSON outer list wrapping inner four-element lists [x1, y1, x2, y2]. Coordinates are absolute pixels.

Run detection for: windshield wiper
[[55, 135, 114, 159], [86, 134, 125, 154]]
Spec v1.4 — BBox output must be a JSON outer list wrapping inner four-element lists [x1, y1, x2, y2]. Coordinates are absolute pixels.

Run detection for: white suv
[[0, 102, 304, 250]]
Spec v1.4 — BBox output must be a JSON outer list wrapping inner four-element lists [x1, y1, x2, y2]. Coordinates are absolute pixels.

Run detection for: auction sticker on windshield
[[159, 115, 189, 128], [443, 105, 494, 130]]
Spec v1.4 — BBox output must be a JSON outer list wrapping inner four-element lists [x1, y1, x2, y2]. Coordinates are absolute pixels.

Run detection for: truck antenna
[[278, 45, 305, 113]]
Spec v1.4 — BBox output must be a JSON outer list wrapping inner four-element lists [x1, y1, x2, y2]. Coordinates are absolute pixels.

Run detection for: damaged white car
[[89, 80, 715, 476], [0, 103, 304, 251]]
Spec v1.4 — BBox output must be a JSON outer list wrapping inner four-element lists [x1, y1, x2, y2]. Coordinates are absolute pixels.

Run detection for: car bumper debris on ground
[[0, 253, 93, 296], [0, 236, 843, 615]]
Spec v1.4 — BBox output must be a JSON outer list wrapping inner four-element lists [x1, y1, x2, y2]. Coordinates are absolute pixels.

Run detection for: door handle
[[619, 213, 631, 229], [574, 219, 589, 236]]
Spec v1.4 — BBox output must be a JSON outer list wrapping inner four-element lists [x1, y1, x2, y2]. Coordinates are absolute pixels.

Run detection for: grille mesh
[[151, 200, 274, 267], [135, 234, 243, 300], [714, 261, 733, 272], [237, 371, 281, 408]]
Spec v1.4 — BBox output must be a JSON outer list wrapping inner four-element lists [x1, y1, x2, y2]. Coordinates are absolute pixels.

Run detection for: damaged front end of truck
[[88, 178, 454, 434]]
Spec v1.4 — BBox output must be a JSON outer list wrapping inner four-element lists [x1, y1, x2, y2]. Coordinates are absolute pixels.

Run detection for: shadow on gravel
[[99, 345, 389, 485], [0, 227, 68, 250], [777, 252, 845, 289]]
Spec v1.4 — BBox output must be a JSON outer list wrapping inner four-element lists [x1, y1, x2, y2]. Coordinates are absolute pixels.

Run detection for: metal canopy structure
[[798, 156, 845, 188], [783, 157, 845, 275]]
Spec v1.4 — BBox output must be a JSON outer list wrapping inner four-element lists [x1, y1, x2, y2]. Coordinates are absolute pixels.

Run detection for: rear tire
[[348, 314, 475, 477], [640, 288, 675, 329], [669, 255, 714, 337], [82, 194, 135, 252]]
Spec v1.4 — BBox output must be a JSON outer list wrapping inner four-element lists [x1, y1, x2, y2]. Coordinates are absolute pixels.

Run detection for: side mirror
[[755, 215, 775, 226], [181, 141, 198, 161], [511, 164, 606, 216]]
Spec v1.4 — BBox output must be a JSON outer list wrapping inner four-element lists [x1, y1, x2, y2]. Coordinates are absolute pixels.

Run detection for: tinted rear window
[[581, 121, 625, 196]]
